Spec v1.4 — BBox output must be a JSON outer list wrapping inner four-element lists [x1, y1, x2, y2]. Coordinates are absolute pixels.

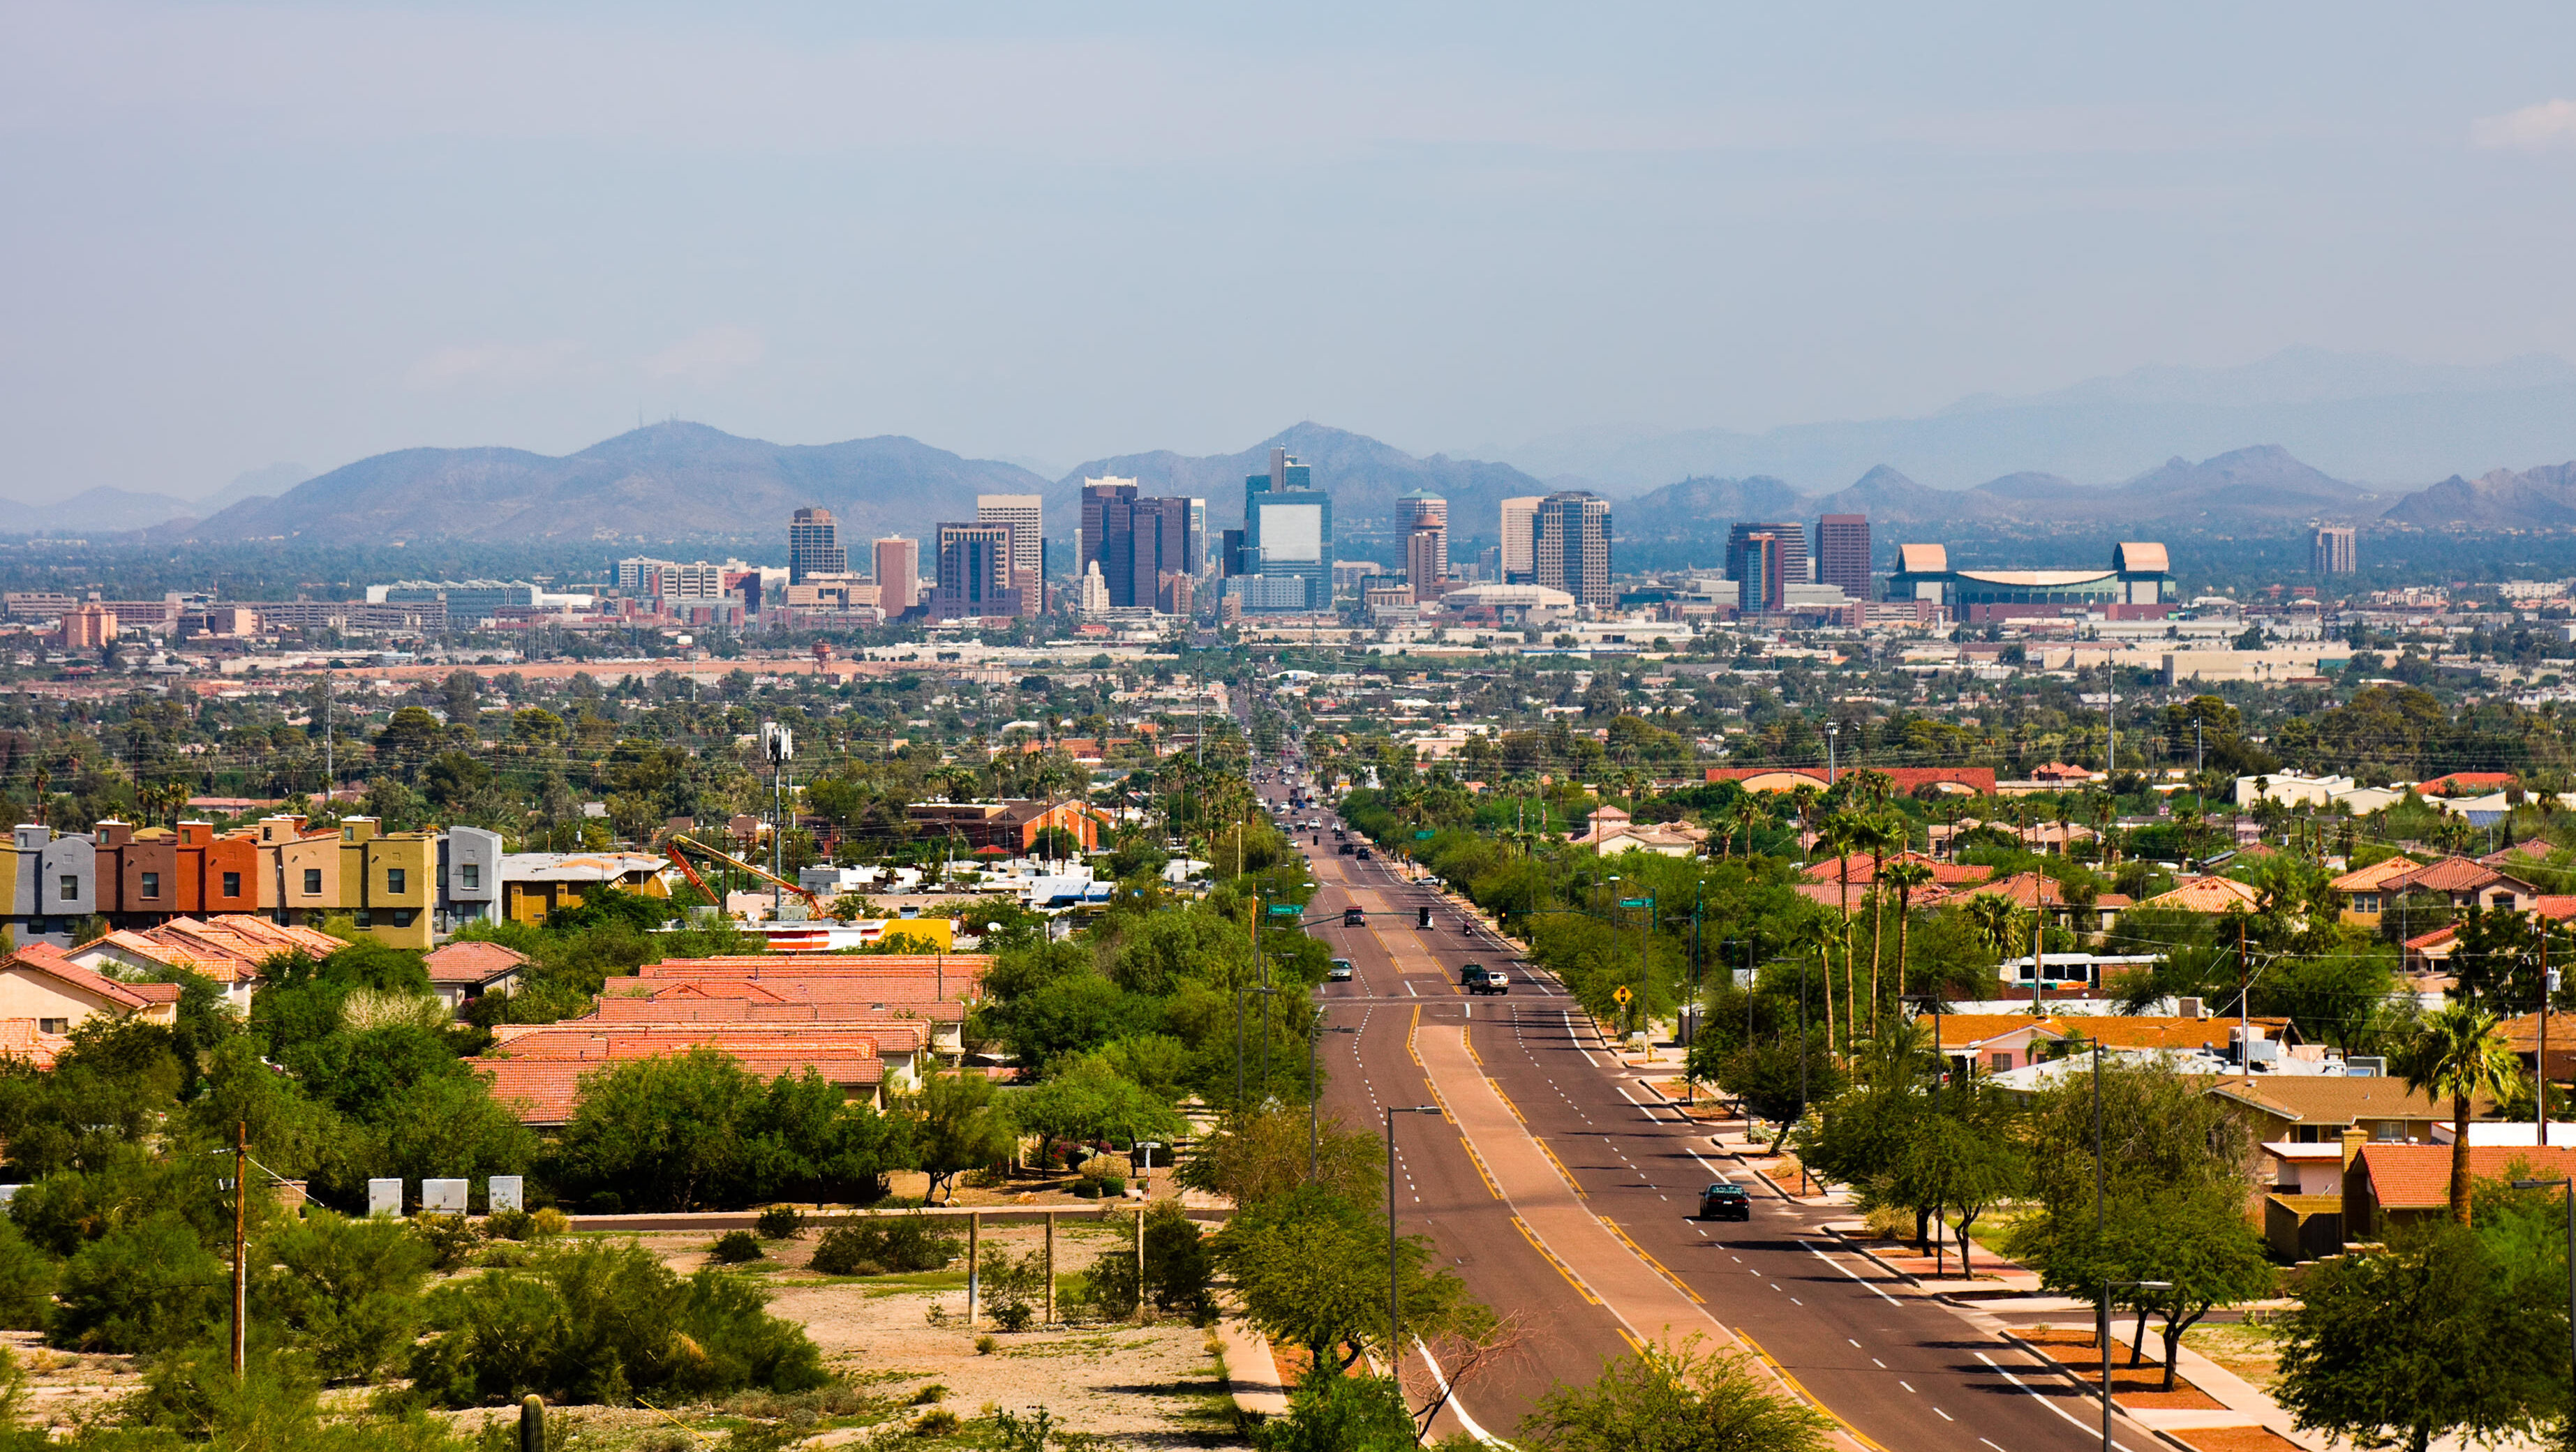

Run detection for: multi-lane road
[[1257, 765, 2158, 1452]]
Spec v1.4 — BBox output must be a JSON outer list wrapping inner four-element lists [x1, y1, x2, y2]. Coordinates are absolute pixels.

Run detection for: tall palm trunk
[[1832, 856, 1849, 1053], [1867, 846, 1888, 1040], [2450, 1091, 2473, 1226], [1896, 883, 1916, 1003]]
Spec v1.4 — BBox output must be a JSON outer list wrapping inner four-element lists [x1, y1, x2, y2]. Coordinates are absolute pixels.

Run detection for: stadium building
[[1886, 541, 2175, 623]]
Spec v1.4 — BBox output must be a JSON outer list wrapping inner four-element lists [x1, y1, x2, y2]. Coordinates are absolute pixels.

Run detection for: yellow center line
[[1531, 1137, 1587, 1198], [1598, 1218, 1704, 1304], [1511, 1215, 1605, 1305], [1730, 1329, 1892, 1452]]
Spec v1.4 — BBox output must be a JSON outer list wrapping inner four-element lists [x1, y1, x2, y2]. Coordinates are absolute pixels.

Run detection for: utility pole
[[2545, 930, 2555, 1147], [231, 1120, 247, 1377]]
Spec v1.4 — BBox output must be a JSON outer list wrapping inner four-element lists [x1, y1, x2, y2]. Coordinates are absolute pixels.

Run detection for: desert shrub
[[1253, 1373, 1416, 1452], [1071, 1232, 1140, 1322], [409, 1238, 828, 1407], [409, 1212, 482, 1272], [809, 1215, 961, 1276], [1140, 1201, 1214, 1318], [482, 1208, 536, 1241], [712, 1230, 766, 1264], [977, 1247, 1048, 1332], [529, 1207, 570, 1238], [51, 1211, 223, 1352], [0, 1220, 56, 1330], [756, 1205, 805, 1240], [914, 1409, 960, 1436], [253, 1209, 435, 1382]]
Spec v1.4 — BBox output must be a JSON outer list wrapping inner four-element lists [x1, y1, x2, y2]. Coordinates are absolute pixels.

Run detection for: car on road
[[1343, 906, 1367, 926], [1461, 964, 1508, 994], [1327, 959, 1355, 982], [1355, 848, 1373, 860], [1698, 1183, 1751, 1221], [1337, 842, 1356, 855]]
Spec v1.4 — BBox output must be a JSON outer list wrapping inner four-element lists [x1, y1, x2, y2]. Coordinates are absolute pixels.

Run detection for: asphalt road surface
[[1259, 769, 2162, 1452]]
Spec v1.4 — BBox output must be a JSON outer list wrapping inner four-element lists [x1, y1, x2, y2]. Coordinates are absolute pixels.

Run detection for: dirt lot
[[8, 1217, 1252, 1450]]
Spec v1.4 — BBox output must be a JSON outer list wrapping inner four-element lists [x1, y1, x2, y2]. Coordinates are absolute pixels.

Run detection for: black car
[[1698, 1183, 1751, 1221], [1355, 848, 1372, 860], [1343, 906, 1367, 927], [1338, 843, 1357, 856]]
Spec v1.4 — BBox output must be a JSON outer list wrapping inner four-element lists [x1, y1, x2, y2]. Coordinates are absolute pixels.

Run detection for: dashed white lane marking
[[1974, 1352, 2143, 1452], [1935, 1409, 1954, 1422], [1804, 1241, 1903, 1305], [1900, 1382, 1914, 1393]]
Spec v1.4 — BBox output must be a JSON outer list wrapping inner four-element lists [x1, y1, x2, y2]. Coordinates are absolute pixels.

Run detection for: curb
[[1819, 1224, 1923, 1287], [1981, 1323, 2212, 1452]]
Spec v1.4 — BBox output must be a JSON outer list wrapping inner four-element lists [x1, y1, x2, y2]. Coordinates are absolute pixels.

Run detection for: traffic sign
[[1266, 904, 1302, 917], [1414, 830, 1436, 840], [1619, 897, 1649, 908], [1612, 986, 1633, 1005]]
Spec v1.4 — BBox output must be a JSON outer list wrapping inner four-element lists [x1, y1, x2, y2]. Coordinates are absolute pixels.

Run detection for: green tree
[[1177, 1107, 1383, 1208], [251, 1210, 435, 1382], [1211, 1185, 1487, 1375], [1253, 1373, 1417, 1452], [2275, 1225, 2561, 1452], [551, 1048, 900, 1211], [907, 1063, 1015, 1204], [1014, 1052, 1188, 1170], [1522, 1333, 1833, 1452], [50, 1212, 225, 1352]]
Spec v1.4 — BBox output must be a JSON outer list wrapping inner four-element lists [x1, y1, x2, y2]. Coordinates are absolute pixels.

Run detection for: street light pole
[[1386, 1106, 1442, 1386], [2103, 1278, 2171, 1451]]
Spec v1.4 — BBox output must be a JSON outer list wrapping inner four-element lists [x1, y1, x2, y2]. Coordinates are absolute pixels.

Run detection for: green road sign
[[1414, 830, 1436, 840], [1267, 904, 1302, 917], [1619, 897, 1648, 907]]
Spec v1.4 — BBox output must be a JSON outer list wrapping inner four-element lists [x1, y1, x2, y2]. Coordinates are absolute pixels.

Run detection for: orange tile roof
[[2417, 772, 2517, 798], [2358, 1143, 2576, 1211], [7, 943, 165, 1010], [2141, 876, 2263, 914], [2329, 855, 2422, 893], [1801, 852, 1994, 888], [2385, 856, 2537, 896], [422, 940, 531, 986], [643, 953, 990, 980], [477, 1026, 890, 1123], [2201, 1076, 2449, 1125], [2482, 839, 2556, 867], [0, 1017, 70, 1068]]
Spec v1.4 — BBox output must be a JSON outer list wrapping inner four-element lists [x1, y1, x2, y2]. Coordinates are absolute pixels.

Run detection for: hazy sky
[[8, 1, 2576, 497]]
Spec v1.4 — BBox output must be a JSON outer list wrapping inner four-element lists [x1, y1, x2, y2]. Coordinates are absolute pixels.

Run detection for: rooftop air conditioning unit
[[2178, 996, 2205, 1019], [2346, 1056, 2387, 1077]]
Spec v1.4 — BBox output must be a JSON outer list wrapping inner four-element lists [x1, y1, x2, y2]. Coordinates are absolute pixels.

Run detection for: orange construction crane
[[667, 833, 823, 911]]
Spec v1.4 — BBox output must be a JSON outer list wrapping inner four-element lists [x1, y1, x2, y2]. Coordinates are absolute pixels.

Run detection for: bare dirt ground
[[7, 1218, 1253, 1451]]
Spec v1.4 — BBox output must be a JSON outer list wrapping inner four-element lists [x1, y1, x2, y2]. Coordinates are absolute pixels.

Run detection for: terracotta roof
[[2202, 1076, 2450, 1125], [1930, 1012, 2294, 1052], [1931, 1014, 2062, 1050], [643, 954, 990, 981], [2416, 772, 2517, 798], [2404, 926, 2458, 952], [2357, 1143, 2576, 1211], [1704, 765, 1997, 795], [1802, 852, 1995, 888], [2538, 896, 2576, 923], [477, 1026, 889, 1123], [0, 1017, 70, 1068], [2482, 839, 2556, 867], [2330, 855, 2422, 893], [2384, 856, 2536, 896], [1958, 871, 2087, 910], [421, 940, 531, 986], [6, 943, 159, 1010], [2141, 876, 2263, 914], [569, 998, 934, 1045]]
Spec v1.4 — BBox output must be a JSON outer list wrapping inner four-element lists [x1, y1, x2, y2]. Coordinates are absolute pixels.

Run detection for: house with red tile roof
[[477, 1025, 891, 1125], [2415, 772, 2517, 798], [1, 942, 181, 1054], [2139, 875, 2263, 915], [421, 941, 530, 1016], [1801, 852, 1994, 888], [2381, 856, 2542, 914], [64, 913, 340, 1011], [2346, 1142, 2576, 1240], [1952, 871, 2131, 936], [1702, 765, 1997, 796], [2481, 839, 2556, 869], [2327, 855, 2421, 927]]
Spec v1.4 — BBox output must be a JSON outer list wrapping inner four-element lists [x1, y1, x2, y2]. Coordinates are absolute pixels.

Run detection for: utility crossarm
[[668, 832, 823, 909]]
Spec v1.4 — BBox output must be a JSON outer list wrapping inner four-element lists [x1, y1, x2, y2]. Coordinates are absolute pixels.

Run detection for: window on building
[[354, 910, 373, 928], [303, 868, 322, 895], [1989, 1051, 2014, 1072], [58, 876, 76, 901], [389, 908, 417, 927], [387, 867, 406, 895], [38, 1018, 67, 1035], [459, 863, 479, 890], [141, 871, 161, 899], [222, 871, 241, 898]]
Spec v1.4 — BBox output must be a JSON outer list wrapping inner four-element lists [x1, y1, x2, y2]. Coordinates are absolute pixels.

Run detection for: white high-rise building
[[1499, 497, 1542, 583], [978, 495, 1043, 586]]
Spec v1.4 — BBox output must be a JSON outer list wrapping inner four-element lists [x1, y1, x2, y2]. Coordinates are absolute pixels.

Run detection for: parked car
[[1698, 1183, 1751, 1221], [1327, 959, 1355, 982]]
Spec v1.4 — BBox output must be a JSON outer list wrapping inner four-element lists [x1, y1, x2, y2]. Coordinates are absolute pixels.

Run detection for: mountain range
[[1491, 347, 2576, 494]]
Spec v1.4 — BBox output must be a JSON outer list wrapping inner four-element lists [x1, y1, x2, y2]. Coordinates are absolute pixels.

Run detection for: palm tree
[[1965, 895, 2027, 973], [1882, 858, 1939, 1005], [1817, 811, 1861, 1051], [1858, 810, 1905, 1040], [1786, 784, 1824, 860], [2392, 1003, 2523, 1226], [1723, 793, 1771, 861]]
